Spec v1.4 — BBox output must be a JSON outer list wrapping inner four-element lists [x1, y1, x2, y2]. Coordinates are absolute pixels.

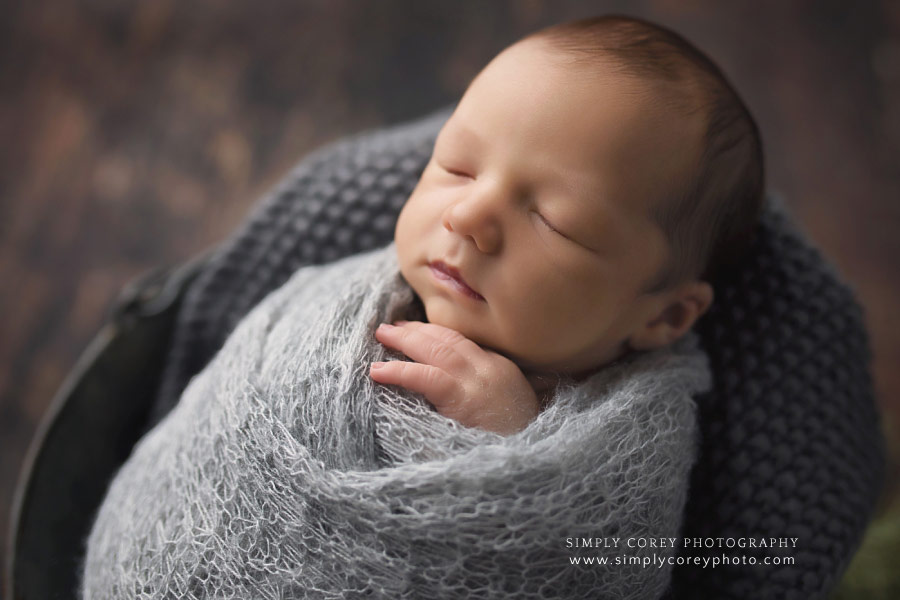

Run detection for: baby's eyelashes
[[439, 163, 475, 180]]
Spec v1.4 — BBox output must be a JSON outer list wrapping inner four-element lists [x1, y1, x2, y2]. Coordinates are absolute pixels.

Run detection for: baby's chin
[[420, 297, 477, 339], [421, 296, 506, 350], [419, 297, 552, 371], [416, 289, 610, 378]]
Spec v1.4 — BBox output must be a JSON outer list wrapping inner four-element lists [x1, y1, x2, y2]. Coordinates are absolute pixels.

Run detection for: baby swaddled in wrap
[[82, 15, 765, 599], [82, 243, 709, 599]]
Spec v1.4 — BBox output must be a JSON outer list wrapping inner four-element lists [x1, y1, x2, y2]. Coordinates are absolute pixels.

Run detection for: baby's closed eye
[[439, 163, 474, 180]]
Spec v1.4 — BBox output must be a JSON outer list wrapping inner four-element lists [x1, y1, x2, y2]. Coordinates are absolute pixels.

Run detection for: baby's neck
[[522, 350, 638, 411]]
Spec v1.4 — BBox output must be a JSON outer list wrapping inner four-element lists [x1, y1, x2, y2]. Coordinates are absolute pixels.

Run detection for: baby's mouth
[[428, 261, 485, 301]]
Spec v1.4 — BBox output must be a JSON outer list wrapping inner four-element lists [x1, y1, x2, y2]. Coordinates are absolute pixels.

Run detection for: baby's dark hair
[[529, 15, 764, 288]]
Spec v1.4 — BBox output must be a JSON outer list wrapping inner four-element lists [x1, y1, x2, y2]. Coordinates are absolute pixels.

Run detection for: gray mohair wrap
[[81, 243, 711, 599]]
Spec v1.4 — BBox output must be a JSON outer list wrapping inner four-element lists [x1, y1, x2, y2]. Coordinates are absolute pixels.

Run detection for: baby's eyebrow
[[442, 120, 602, 204], [520, 158, 599, 204], [441, 122, 485, 150], [554, 172, 602, 202]]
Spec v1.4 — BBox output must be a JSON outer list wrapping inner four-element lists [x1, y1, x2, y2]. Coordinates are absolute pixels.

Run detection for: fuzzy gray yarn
[[82, 243, 711, 599]]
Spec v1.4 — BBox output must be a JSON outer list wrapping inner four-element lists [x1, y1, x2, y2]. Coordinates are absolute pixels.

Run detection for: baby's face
[[395, 38, 703, 376]]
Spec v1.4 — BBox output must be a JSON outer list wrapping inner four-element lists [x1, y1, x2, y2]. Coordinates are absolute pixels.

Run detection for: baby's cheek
[[498, 292, 602, 368], [488, 308, 556, 365]]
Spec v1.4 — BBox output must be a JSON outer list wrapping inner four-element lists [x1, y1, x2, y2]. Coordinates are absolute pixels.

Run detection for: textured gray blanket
[[82, 243, 711, 599]]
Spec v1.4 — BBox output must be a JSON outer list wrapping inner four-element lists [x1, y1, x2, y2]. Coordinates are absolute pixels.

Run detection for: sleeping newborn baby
[[82, 15, 763, 600], [372, 17, 761, 436]]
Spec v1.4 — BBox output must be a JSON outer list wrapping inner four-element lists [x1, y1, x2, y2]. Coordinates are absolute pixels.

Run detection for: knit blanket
[[81, 243, 711, 600]]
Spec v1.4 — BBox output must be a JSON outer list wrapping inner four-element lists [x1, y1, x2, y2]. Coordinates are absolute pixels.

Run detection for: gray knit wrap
[[82, 243, 711, 599], [136, 109, 884, 598]]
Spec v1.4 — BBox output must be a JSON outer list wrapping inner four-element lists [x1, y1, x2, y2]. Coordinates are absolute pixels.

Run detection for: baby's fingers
[[375, 323, 467, 371], [369, 361, 457, 407]]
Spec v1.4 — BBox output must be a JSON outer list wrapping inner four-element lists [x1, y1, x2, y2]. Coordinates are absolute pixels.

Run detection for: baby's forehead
[[443, 44, 706, 205]]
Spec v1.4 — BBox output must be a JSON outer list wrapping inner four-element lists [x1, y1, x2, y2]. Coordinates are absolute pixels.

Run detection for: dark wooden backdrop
[[2, 0, 898, 577]]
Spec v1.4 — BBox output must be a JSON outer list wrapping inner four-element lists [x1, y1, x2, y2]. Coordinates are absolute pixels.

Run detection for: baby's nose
[[441, 188, 503, 254]]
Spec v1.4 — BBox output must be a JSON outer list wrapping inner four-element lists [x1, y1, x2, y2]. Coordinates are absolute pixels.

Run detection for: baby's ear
[[628, 280, 714, 352]]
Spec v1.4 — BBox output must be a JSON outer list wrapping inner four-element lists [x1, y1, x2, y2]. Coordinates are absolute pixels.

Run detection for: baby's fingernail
[[370, 362, 385, 370], [377, 323, 393, 330]]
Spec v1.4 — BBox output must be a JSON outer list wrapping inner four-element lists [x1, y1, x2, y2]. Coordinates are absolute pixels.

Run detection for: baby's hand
[[370, 321, 540, 436]]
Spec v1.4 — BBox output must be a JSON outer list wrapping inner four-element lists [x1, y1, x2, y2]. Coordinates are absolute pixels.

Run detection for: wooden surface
[[2, 0, 899, 578]]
